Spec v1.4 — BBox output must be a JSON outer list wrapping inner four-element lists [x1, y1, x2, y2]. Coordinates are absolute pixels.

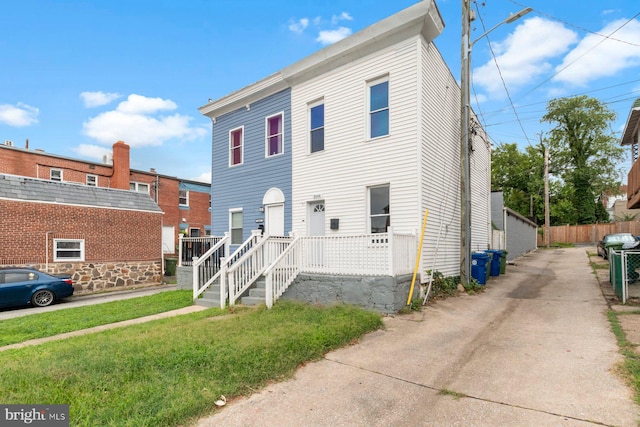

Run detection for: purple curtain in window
[[268, 115, 282, 155]]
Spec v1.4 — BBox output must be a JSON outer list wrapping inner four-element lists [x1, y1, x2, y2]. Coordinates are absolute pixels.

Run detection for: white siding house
[[288, 2, 491, 278]]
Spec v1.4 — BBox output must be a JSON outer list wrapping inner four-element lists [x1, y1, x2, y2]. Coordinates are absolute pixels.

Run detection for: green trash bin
[[500, 250, 507, 274], [165, 258, 177, 276], [483, 251, 493, 282], [609, 248, 624, 298]]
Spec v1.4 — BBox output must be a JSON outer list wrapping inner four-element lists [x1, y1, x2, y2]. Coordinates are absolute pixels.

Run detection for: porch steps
[[195, 281, 222, 308], [240, 278, 266, 306]]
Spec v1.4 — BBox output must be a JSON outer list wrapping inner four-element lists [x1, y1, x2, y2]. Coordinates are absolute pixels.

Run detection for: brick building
[[0, 173, 164, 293], [0, 140, 212, 254]]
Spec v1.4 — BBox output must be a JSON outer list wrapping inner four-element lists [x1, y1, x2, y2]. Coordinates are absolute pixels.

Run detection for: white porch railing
[[192, 228, 417, 309], [192, 234, 230, 303], [299, 228, 416, 276], [264, 228, 416, 308], [179, 235, 223, 267], [227, 232, 293, 305]]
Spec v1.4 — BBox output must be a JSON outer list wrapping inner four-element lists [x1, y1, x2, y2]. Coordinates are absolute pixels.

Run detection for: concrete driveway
[[197, 247, 639, 426]]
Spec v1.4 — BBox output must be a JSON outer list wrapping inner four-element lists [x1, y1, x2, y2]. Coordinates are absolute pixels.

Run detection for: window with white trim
[[54, 239, 85, 262], [130, 182, 150, 193], [179, 190, 189, 206], [50, 168, 63, 182], [229, 127, 244, 166], [86, 174, 97, 186], [368, 185, 390, 233], [368, 77, 389, 139], [309, 101, 324, 153], [230, 209, 243, 244], [265, 113, 284, 157]]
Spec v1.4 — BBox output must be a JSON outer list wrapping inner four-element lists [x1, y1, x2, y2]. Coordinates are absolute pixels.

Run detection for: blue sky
[[1, 0, 639, 183]]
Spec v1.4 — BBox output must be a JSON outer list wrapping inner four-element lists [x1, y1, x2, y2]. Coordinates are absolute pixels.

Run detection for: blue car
[[0, 267, 74, 309]]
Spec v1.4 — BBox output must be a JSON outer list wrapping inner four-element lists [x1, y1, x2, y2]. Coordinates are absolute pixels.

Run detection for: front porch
[[178, 229, 418, 313]]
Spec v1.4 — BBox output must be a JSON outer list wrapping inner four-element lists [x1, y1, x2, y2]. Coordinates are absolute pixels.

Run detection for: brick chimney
[[111, 141, 130, 190]]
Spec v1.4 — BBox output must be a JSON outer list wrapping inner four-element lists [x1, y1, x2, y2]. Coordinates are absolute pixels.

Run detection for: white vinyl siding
[[291, 38, 421, 237]]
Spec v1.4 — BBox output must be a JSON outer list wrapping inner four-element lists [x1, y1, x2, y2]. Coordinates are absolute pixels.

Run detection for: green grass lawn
[[0, 301, 383, 427], [608, 311, 640, 407], [0, 290, 193, 346]]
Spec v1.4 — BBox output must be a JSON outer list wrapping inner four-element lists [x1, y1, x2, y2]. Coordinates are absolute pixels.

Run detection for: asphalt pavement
[[196, 247, 639, 426]]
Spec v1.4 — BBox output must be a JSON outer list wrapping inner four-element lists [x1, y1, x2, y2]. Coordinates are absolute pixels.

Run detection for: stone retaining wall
[[4, 261, 162, 294], [280, 273, 415, 313]]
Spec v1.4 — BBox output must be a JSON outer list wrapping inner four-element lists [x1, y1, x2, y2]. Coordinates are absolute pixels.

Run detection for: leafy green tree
[[542, 96, 624, 224]]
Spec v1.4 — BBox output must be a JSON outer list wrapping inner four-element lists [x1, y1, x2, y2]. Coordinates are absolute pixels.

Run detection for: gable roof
[[621, 98, 640, 146], [0, 174, 163, 213], [198, 0, 444, 120]]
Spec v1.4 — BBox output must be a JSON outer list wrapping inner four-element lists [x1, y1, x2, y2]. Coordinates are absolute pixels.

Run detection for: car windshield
[[605, 234, 636, 243]]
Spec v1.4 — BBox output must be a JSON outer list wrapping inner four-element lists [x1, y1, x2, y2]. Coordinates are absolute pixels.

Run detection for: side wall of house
[[291, 37, 422, 236], [419, 41, 492, 277], [210, 89, 292, 240], [0, 199, 162, 264]]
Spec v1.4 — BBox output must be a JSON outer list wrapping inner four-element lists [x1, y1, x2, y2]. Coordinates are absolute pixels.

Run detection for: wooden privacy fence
[[537, 221, 640, 246]]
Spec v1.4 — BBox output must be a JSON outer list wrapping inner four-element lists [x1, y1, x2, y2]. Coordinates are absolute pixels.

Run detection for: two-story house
[[622, 98, 640, 209], [196, 0, 491, 312], [0, 140, 212, 254]]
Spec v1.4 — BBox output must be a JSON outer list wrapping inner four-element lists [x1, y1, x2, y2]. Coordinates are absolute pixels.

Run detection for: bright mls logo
[[0, 405, 69, 426]]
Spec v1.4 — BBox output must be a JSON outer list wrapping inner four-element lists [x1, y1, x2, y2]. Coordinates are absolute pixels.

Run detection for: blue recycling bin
[[471, 252, 490, 285], [486, 250, 503, 277]]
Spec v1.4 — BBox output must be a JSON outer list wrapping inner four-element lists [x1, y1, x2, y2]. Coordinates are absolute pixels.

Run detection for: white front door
[[265, 204, 285, 236], [308, 201, 325, 267]]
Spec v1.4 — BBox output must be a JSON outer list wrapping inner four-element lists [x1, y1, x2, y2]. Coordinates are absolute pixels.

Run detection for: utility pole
[[544, 146, 550, 247], [460, 0, 472, 286]]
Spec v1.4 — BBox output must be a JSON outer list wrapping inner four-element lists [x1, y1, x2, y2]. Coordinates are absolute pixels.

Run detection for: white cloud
[[73, 144, 112, 161], [82, 94, 207, 147], [288, 18, 309, 34], [80, 91, 122, 108], [191, 171, 211, 183], [552, 18, 640, 86], [331, 12, 353, 25], [473, 17, 577, 97], [316, 27, 352, 45], [0, 103, 38, 127]]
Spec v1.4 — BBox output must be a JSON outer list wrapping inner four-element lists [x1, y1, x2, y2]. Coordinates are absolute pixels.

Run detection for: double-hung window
[[86, 174, 97, 186], [309, 101, 325, 153], [266, 113, 283, 157], [229, 127, 244, 166], [369, 185, 390, 233], [368, 77, 389, 139], [130, 182, 150, 193], [54, 239, 85, 262], [230, 209, 243, 244], [179, 190, 189, 207], [50, 168, 63, 182]]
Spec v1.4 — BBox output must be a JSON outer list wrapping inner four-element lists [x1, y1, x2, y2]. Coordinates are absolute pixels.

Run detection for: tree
[[542, 96, 624, 224]]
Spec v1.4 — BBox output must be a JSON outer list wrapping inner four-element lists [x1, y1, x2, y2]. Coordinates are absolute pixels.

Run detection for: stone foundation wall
[[279, 273, 414, 313], [4, 261, 162, 294]]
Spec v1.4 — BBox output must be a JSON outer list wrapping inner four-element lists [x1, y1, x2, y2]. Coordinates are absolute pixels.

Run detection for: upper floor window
[[369, 184, 390, 233], [86, 174, 97, 187], [368, 77, 389, 139], [130, 182, 150, 193], [229, 127, 244, 166], [50, 168, 63, 182], [179, 190, 189, 206], [266, 113, 284, 157], [309, 101, 325, 153], [54, 239, 85, 262]]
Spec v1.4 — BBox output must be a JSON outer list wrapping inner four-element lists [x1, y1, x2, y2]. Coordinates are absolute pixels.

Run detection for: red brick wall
[[0, 143, 212, 252], [0, 199, 162, 265]]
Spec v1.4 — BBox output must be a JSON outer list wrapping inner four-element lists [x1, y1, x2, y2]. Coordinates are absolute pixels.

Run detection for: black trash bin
[[165, 258, 177, 276]]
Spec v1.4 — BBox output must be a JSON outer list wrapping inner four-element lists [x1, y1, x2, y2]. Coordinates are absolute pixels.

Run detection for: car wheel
[[31, 289, 55, 307]]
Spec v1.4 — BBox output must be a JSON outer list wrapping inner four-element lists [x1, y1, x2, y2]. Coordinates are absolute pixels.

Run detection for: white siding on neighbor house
[[470, 114, 492, 252], [420, 40, 463, 277], [291, 37, 423, 237]]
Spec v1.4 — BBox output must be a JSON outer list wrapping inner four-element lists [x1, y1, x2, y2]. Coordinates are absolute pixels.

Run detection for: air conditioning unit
[[3, 140, 14, 146]]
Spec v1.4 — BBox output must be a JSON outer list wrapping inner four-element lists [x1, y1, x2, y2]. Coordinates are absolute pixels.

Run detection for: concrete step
[[241, 296, 265, 306]]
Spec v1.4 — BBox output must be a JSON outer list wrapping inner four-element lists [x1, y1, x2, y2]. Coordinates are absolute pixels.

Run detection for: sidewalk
[[197, 247, 639, 426]]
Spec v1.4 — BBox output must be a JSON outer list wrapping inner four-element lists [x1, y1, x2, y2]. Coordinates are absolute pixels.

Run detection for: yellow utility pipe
[[406, 208, 429, 305]]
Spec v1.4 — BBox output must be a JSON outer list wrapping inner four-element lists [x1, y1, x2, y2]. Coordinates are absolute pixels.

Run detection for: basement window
[[54, 239, 85, 262]]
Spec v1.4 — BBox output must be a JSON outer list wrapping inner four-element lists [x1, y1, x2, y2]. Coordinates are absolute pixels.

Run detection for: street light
[[460, 2, 532, 285]]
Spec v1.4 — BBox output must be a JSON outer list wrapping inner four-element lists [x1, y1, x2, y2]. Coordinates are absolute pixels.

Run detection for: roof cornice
[[621, 101, 640, 146]]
